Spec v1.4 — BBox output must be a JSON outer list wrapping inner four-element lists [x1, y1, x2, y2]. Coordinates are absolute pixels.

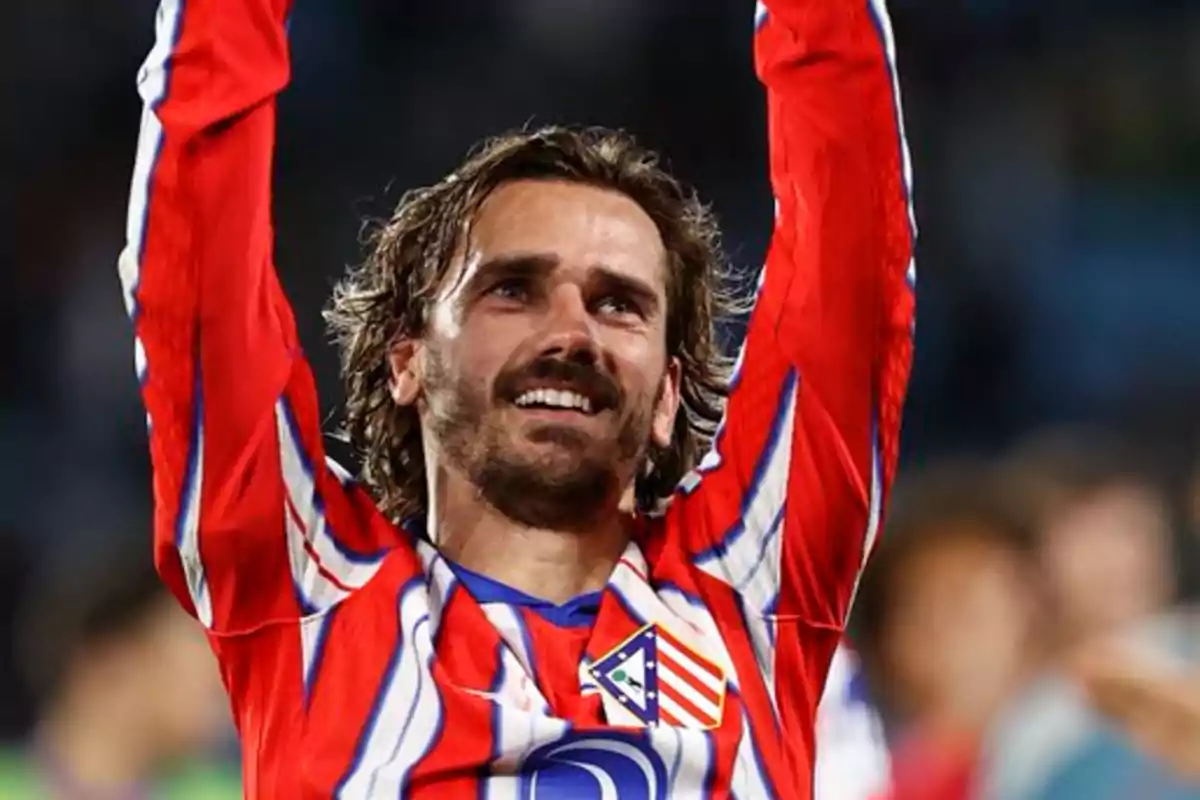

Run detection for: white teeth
[[513, 388, 594, 413]]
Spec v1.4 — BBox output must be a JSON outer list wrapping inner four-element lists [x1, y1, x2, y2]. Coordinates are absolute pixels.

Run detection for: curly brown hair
[[324, 126, 740, 524]]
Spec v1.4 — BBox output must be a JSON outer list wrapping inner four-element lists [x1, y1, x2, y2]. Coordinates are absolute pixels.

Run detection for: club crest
[[590, 623, 726, 730]]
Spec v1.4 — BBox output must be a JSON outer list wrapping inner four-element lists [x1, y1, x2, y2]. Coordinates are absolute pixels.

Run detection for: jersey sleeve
[[120, 0, 391, 634], [672, 0, 916, 630]]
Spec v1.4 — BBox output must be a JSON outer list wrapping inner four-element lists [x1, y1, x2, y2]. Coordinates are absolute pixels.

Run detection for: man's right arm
[[120, 0, 389, 634]]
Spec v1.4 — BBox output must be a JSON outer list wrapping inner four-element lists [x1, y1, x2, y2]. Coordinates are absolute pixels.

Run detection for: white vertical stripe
[[695, 381, 797, 608], [753, 1, 768, 29], [133, 336, 148, 382], [481, 774, 520, 800], [122, 0, 209, 627], [337, 573, 451, 798], [117, 107, 159, 317], [653, 727, 692, 796], [283, 498, 346, 612], [119, 0, 182, 316], [177, 421, 213, 627], [276, 401, 383, 612], [694, 381, 796, 711], [480, 604, 552, 715], [300, 608, 334, 699], [815, 645, 891, 800], [729, 713, 773, 800], [847, 437, 883, 615]]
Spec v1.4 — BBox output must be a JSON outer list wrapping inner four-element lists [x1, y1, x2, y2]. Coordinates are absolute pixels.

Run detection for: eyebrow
[[468, 253, 560, 291], [465, 252, 663, 315]]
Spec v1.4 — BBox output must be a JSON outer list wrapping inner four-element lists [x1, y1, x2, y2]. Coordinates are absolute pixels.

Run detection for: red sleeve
[[121, 0, 392, 634], [671, 0, 916, 630]]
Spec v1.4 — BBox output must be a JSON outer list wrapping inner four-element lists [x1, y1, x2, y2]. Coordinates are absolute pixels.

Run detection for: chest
[[278, 553, 777, 798]]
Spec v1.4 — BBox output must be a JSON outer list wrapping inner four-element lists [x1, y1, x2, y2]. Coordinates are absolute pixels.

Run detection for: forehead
[[465, 179, 667, 288]]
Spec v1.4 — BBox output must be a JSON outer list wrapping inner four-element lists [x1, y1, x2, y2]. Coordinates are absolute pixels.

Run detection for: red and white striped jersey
[[117, 0, 915, 796]]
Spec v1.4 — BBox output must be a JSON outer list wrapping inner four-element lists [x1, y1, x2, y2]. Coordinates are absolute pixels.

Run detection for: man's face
[[392, 179, 680, 530], [882, 526, 1034, 723]]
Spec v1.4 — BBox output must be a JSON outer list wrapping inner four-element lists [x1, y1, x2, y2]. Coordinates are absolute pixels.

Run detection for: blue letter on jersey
[[519, 731, 668, 800]]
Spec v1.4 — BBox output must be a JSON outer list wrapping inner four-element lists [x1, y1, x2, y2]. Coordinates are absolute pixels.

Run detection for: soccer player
[[117, 0, 915, 796]]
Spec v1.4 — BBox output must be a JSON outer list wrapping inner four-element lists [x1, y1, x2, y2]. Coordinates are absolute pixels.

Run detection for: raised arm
[[674, 0, 916, 629], [120, 0, 389, 635]]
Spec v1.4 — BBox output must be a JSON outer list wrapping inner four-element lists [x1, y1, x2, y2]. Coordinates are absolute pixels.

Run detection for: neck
[[37, 678, 156, 794], [431, 467, 631, 604]]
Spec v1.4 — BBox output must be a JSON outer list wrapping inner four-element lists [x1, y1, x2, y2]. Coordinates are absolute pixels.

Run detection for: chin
[[477, 446, 621, 530], [507, 438, 594, 478]]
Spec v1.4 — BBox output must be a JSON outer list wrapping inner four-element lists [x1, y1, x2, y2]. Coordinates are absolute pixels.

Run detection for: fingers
[[1068, 642, 1200, 780]]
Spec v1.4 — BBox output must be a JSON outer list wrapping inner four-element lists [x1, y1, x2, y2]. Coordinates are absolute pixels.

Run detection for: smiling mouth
[[512, 388, 596, 416]]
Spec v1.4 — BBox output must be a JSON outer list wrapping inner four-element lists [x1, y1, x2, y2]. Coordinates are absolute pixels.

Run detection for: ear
[[388, 339, 424, 407], [650, 357, 683, 450]]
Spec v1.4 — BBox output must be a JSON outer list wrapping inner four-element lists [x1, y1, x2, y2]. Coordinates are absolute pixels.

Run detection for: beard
[[422, 347, 655, 531]]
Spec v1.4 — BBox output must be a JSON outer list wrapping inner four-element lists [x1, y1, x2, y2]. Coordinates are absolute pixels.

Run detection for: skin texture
[[38, 598, 228, 792], [880, 524, 1036, 729], [388, 179, 681, 603], [1040, 483, 1173, 647], [1071, 642, 1200, 780]]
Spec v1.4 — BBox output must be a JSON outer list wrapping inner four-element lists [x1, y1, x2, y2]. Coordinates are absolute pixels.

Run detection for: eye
[[487, 277, 530, 303], [595, 294, 640, 318]]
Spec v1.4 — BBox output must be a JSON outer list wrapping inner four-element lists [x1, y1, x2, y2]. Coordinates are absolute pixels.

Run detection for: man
[[1, 548, 238, 798], [117, 0, 915, 796], [854, 463, 1041, 800]]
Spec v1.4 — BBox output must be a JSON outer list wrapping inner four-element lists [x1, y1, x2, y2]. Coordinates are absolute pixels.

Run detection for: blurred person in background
[[854, 463, 1041, 800], [1008, 429, 1176, 654], [982, 428, 1199, 799], [1046, 440, 1200, 792], [1070, 638, 1200, 782], [0, 547, 238, 798]]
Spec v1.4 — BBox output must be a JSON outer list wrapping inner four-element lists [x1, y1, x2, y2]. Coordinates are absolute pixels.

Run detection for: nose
[[539, 284, 599, 364]]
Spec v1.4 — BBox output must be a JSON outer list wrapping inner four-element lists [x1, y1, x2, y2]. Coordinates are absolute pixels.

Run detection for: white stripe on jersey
[[118, 0, 182, 318], [176, 408, 213, 627], [336, 563, 453, 798], [848, 433, 883, 616], [481, 604, 553, 716], [276, 399, 384, 613], [693, 377, 796, 604], [695, 378, 798, 707], [120, 0, 212, 626], [300, 605, 336, 702], [815, 646, 891, 800], [730, 709, 775, 800]]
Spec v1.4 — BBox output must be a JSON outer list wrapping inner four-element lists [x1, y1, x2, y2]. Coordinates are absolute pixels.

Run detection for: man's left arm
[[676, 0, 916, 631]]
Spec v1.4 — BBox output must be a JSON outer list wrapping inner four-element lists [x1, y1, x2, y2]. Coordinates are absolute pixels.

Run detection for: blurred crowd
[[6, 0, 1199, 797], [857, 429, 1200, 798]]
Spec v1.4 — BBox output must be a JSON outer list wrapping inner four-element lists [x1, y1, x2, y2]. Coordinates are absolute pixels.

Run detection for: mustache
[[494, 356, 622, 413]]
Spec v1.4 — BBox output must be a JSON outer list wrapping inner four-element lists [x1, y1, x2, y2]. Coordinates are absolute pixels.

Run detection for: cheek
[[435, 317, 523, 387], [608, 333, 667, 395]]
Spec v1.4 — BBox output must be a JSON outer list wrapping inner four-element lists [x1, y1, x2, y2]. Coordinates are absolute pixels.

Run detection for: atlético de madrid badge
[[590, 623, 726, 730]]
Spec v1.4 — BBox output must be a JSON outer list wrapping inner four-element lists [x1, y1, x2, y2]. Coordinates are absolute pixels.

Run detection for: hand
[[1069, 641, 1200, 780]]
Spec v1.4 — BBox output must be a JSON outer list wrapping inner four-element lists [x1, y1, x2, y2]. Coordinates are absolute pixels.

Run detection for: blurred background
[[5, 0, 1200, 797]]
